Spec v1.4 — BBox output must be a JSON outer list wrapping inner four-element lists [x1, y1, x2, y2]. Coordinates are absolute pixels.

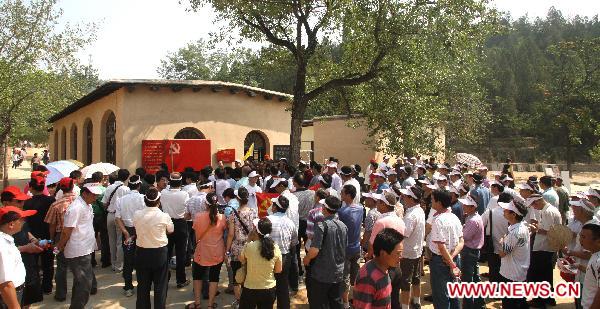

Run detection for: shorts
[[192, 262, 223, 282], [230, 260, 242, 284], [399, 257, 421, 291], [343, 252, 361, 291]]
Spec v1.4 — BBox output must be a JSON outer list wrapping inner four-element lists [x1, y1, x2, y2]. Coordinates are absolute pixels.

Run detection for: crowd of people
[[0, 154, 599, 309]]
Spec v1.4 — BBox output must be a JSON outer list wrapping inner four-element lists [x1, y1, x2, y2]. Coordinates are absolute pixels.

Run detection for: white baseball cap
[[586, 187, 600, 199], [83, 183, 103, 195], [499, 201, 524, 216], [570, 199, 595, 213], [386, 169, 398, 176], [399, 187, 418, 200], [458, 195, 477, 207], [525, 194, 544, 207], [327, 162, 338, 168], [517, 183, 535, 191]]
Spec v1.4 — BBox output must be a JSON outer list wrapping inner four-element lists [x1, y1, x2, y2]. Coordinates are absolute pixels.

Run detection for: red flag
[[256, 192, 279, 218], [309, 183, 321, 191]]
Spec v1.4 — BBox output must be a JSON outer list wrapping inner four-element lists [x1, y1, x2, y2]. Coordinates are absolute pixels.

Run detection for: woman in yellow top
[[239, 217, 282, 309]]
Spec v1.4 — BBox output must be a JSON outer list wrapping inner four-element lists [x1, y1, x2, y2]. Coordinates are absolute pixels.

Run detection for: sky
[[57, 0, 600, 80]]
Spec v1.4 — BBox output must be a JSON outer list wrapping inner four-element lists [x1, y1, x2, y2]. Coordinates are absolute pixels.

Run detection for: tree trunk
[[290, 58, 308, 166], [1, 134, 8, 188]]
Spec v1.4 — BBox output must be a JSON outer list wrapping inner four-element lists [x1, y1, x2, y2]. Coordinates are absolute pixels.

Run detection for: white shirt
[[573, 219, 598, 283], [343, 178, 362, 205], [63, 196, 97, 258], [160, 188, 189, 219], [102, 181, 130, 212], [330, 173, 343, 192], [244, 183, 262, 210], [532, 203, 562, 252], [133, 207, 174, 248], [115, 190, 146, 227], [215, 179, 230, 204], [402, 205, 426, 259], [583, 251, 600, 309], [486, 195, 499, 210], [282, 190, 300, 231], [500, 221, 530, 282], [428, 210, 463, 256], [0, 232, 26, 287], [481, 206, 509, 254], [185, 191, 208, 219], [326, 188, 340, 199], [55, 185, 81, 200], [402, 177, 416, 189], [182, 184, 199, 198]]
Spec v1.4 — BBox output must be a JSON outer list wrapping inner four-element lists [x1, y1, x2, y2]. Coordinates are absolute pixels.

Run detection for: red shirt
[[353, 260, 391, 309]]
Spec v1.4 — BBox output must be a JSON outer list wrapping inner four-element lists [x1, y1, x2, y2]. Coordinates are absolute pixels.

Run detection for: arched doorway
[[102, 112, 116, 164], [244, 131, 268, 161], [174, 127, 205, 139], [70, 124, 77, 160], [83, 119, 93, 165], [61, 128, 66, 160]]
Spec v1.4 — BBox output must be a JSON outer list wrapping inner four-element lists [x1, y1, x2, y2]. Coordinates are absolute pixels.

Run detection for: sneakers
[[177, 280, 191, 288], [124, 289, 134, 297]]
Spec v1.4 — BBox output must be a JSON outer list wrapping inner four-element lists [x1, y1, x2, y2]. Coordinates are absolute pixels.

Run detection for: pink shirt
[[369, 212, 406, 245], [193, 212, 227, 266]]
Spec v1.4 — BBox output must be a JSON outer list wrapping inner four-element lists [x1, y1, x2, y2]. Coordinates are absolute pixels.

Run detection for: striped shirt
[[353, 260, 391, 309], [185, 192, 207, 219], [267, 212, 297, 255]]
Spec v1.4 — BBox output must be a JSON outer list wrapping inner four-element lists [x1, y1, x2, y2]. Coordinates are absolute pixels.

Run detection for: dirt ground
[[3, 148, 588, 308]]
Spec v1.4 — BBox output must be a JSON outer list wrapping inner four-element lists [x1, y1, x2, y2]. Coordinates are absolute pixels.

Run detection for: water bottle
[[52, 247, 60, 255]]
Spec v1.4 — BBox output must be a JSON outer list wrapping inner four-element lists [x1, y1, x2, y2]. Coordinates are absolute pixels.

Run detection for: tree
[[0, 0, 96, 184], [534, 38, 600, 171], [186, 0, 498, 164]]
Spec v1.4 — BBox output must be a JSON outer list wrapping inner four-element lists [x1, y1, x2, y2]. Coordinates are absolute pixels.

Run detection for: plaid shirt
[[185, 192, 207, 219], [267, 212, 297, 255], [306, 206, 325, 239], [44, 192, 77, 233]]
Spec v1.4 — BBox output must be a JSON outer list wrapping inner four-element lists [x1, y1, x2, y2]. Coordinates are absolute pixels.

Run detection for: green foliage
[[0, 0, 97, 146], [180, 0, 498, 161]]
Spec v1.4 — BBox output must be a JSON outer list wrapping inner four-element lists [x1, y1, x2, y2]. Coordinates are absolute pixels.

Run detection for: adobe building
[[301, 115, 445, 167], [48, 80, 292, 172]]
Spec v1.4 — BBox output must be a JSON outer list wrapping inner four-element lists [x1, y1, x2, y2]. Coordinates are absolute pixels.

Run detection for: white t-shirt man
[[532, 203, 562, 252], [102, 181, 130, 213], [63, 196, 97, 258], [343, 177, 362, 205], [428, 210, 463, 256], [402, 205, 426, 259], [160, 188, 190, 219], [115, 190, 146, 227], [281, 189, 300, 231], [0, 231, 26, 288], [481, 207, 509, 255], [500, 221, 530, 282], [244, 183, 263, 210], [582, 251, 600, 309]]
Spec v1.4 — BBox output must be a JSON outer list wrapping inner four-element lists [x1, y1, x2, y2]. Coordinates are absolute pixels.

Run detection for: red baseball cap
[[31, 171, 49, 178], [30, 176, 46, 186], [0, 206, 37, 222], [2, 186, 31, 201], [59, 177, 74, 189]]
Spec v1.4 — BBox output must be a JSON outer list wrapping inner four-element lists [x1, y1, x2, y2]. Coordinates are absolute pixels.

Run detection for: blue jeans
[[430, 254, 460, 309], [460, 247, 484, 309]]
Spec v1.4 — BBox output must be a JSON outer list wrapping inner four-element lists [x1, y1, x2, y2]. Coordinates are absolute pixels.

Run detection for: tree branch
[[239, 14, 297, 56]]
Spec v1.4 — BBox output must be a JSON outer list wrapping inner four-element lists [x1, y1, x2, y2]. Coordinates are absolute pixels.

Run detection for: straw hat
[[547, 225, 574, 251]]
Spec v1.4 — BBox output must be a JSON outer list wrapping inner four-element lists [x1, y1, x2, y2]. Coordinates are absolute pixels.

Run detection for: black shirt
[[24, 194, 55, 240]]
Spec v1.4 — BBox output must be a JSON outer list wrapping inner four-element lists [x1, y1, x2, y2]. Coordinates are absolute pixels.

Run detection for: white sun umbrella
[[46, 160, 80, 185], [82, 162, 120, 179]]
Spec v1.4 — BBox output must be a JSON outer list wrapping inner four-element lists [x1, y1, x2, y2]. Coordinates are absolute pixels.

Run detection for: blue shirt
[[542, 188, 559, 208], [376, 183, 390, 194], [234, 177, 249, 190], [451, 201, 464, 224], [469, 184, 491, 215], [337, 202, 364, 256]]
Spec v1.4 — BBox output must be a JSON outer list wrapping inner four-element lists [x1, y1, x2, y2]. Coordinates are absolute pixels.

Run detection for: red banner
[[216, 149, 235, 163], [142, 139, 211, 173], [256, 192, 279, 218]]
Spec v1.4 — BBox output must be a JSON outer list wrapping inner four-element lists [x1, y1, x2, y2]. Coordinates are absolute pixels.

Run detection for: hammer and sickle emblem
[[169, 142, 181, 154]]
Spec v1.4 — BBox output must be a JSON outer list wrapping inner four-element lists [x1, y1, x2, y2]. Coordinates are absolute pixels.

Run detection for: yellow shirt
[[240, 240, 282, 289]]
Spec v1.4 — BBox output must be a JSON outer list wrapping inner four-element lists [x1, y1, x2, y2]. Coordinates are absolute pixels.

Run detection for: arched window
[[175, 127, 205, 139], [84, 119, 93, 165], [105, 112, 116, 164], [70, 124, 77, 160], [244, 130, 268, 161], [61, 128, 66, 160]]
